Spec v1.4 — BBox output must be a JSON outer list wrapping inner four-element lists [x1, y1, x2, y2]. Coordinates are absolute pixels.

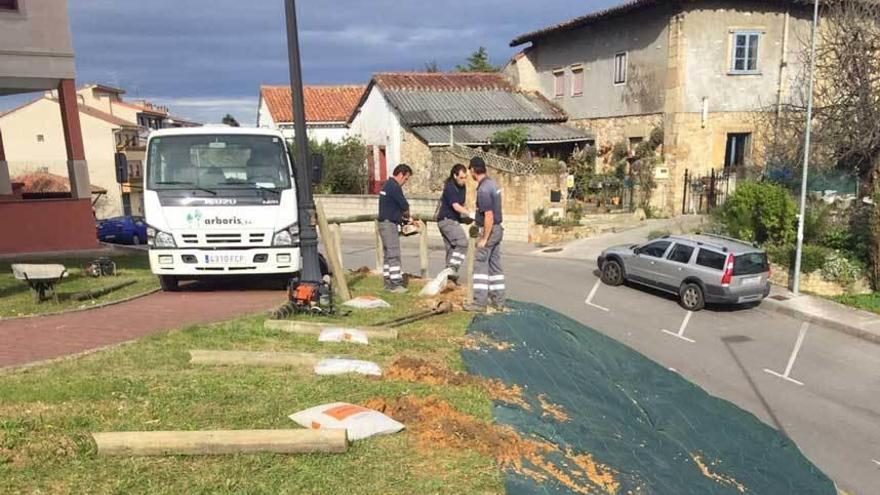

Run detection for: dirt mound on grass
[[385, 357, 532, 411], [362, 395, 621, 494]]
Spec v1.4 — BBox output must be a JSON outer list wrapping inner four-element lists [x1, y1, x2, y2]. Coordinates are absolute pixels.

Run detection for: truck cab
[[143, 127, 301, 290]]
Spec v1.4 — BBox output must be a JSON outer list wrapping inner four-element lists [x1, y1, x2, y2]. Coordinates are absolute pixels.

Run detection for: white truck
[[143, 127, 303, 291]]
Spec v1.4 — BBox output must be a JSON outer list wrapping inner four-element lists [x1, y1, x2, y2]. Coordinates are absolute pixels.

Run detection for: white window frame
[[730, 30, 761, 74], [571, 65, 584, 97], [552, 69, 565, 98], [613, 52, 627, 85]]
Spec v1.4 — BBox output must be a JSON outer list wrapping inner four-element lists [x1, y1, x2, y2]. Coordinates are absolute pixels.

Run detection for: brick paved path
[[0, 289, 285, 368]]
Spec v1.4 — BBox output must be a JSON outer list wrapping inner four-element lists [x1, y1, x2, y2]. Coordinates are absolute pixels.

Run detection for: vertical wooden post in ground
[[464, 236, 476, 303], [315, 202, 351, 301], [419, 225, 429, 279], [331, 223, 343, 271], [374, 220, 383, 274]]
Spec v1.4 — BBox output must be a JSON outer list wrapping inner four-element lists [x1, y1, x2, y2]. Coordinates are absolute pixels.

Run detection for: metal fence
[[681, 169, 732, 215]]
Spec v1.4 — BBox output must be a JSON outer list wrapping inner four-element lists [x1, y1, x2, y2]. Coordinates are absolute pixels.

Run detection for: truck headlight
[[147, 226, 176, 248], [273, 223, 300, 247]]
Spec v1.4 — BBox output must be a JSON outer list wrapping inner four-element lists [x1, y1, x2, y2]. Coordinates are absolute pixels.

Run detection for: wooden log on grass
[[331, 223, 344, 271], [189, 350, 320, 368], [264, 319, 398, 339], [92, 429, 348, 456]]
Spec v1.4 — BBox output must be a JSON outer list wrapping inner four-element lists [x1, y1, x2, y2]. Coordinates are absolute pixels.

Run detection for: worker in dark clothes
[[378, 164, 416, 293], [464, 157, 506, 312], [436, 164, 471, 281]]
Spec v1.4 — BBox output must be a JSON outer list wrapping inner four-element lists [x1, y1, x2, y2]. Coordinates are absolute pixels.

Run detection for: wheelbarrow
[[11, 264, 69, 303]]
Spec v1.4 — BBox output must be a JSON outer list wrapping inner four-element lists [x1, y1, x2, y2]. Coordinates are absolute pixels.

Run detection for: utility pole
[[792, 0, 820, 296], [284, 0, 322, 284]]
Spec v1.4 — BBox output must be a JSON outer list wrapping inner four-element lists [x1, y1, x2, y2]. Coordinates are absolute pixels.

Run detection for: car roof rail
[[695, 232, 756, 247]]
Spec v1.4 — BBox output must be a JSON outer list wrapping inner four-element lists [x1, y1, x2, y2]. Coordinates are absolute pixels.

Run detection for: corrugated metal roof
[[412, 123, 594, 146], [385, 90, 566, 126]]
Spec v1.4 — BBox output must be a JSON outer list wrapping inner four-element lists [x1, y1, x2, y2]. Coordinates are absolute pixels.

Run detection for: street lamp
[[792, 0, 820, 296]]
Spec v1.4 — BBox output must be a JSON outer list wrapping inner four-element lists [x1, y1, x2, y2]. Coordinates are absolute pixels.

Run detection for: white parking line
[[764, 322, 809, 386], [662, 311, 696, 343], [584, 279, 610, 312]]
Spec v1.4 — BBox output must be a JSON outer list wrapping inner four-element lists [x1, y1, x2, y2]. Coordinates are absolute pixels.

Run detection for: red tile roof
[[260, 85, 367, 124], [372, 72, 512, 91], [12, 172, 107, 194]]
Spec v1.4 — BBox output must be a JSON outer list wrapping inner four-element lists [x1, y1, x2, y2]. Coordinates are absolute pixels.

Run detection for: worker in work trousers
[[378, 164, 415, 293], [436, 163, 472, 281], [465, 157, 505, 312]]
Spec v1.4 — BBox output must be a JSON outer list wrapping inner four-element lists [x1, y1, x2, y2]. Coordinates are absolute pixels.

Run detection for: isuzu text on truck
[[144, 127, 303, 291]]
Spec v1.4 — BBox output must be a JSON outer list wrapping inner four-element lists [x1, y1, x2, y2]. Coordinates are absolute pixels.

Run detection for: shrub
[[490, 126, 528, 158], [766, 244, 829, 274], [821, 251, 865, 286], [803, 203, 831, 245], [714, 181, 797, 245], [310, 137, 369, 194], [648, 229, 671, 240], [534, 208, 578, 227]]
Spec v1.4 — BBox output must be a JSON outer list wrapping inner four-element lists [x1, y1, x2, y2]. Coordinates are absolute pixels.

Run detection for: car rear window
[[696, 249, 726, 270], [733, 252, 768, 276]]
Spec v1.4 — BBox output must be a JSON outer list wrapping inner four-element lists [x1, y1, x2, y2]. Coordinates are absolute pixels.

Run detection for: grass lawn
[[0, 253, 158, 318], [0, 276, 502, 494], [831, 292, 880, 315]]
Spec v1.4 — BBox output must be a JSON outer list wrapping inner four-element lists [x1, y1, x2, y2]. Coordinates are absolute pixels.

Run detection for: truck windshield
[[147, 135, 291, 191]]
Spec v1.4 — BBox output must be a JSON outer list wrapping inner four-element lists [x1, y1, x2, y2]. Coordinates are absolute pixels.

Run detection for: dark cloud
[[5, 1, 616, 123]]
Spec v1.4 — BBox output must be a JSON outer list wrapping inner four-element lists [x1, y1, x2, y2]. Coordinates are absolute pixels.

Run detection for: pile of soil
[[384, 357, 532, 411], [363, 395, 621, 495]]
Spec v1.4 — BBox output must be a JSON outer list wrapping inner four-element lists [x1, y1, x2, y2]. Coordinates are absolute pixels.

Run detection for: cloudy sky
[[2, 0, 614, 124]]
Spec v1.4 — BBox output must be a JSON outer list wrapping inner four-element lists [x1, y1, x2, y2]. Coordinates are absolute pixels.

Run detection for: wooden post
[[331, 223, 344, 271], [264, 319, 398, 340], [92, 429, 348, 456], [464, 236, 476, 303], [315, 202, 351, 300], [189, 350, 320, 368], [374, 220, 383, 275], [419, 224, 429, 279]]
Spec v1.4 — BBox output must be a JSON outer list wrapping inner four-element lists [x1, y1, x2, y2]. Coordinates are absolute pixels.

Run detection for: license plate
[[204, 254, 245, 265], [742, 276, 761, 286]]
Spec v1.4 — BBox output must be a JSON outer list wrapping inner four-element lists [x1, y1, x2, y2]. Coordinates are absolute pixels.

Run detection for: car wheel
[[600, 259, 625, 286], [159, 275, 179, 292], [131, 234, 141, 245], [679, 282, 705, 311]]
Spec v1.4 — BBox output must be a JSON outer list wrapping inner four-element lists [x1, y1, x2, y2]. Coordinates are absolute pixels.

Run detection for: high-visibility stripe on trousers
[[437, 218, 468, 273], [378, 220, 404, 289], [473, 225, 504, 307]]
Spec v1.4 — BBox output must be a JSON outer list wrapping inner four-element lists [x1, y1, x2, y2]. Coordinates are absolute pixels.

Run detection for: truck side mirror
[[310, 153, 324, 184], [114, 152, 129, 184]]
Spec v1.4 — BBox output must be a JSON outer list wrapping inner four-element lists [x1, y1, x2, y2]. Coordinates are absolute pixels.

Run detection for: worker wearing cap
[[436, 163, 472, 282], [378, 164, 415, 293], [464, 157, 505, 312]]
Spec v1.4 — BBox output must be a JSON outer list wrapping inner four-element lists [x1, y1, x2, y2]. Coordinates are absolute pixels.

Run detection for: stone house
[[257, 85, 366, 144], [505, 0, 814, 213], [348, 72, 592, 194]]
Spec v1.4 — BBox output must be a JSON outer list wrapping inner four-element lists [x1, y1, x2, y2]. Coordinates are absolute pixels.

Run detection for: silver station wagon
[[597, 234, 771, 311]]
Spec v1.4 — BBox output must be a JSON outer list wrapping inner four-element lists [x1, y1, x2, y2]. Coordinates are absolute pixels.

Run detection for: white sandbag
[[318, 327, 369, 345], [342, 296, 391, 309], [289, 402, 404, 441], [419, 267, 454, 297], [314, 358, 382, 376]]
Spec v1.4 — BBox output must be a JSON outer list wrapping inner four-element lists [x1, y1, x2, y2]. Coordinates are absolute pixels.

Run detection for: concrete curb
[[0, 287, 161, 322], [759, 297, 880, 345]]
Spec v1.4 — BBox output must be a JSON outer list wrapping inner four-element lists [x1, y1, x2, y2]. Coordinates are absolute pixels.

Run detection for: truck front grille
[[176, 232, 269, 247]]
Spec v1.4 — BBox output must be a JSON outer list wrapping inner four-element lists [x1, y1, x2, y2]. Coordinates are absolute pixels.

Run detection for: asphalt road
[[339, 232, 880, 495]]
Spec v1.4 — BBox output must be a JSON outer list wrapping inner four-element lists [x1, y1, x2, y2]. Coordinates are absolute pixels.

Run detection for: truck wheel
[[159, 275, 179, 292], [679, 282, 705, 311], [600, 260, 624, 286]]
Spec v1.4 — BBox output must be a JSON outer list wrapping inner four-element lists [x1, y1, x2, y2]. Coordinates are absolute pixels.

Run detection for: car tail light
[[721, 253, 735, 287]]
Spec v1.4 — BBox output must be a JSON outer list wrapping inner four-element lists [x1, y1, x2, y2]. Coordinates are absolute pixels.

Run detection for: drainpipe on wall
[[776, 10, 790, 118]]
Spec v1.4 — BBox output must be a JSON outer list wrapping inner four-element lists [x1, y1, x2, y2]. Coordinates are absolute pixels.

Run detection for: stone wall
[[399, 128, 434, 196], [316, 194, 438, 235], [571, 113, 663, 152]]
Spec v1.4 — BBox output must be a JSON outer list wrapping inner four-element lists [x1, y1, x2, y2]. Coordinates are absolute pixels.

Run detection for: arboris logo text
[[204, 216, 253, 226]]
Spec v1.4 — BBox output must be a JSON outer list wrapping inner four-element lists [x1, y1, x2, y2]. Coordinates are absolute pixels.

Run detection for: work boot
[[489, 303, 512, 314], [388, 286, 408, 294], [462, 302, 487, 313]]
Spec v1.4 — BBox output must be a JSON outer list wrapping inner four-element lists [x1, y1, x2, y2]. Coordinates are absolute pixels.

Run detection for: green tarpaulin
[[462, 302, 835, 494]]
